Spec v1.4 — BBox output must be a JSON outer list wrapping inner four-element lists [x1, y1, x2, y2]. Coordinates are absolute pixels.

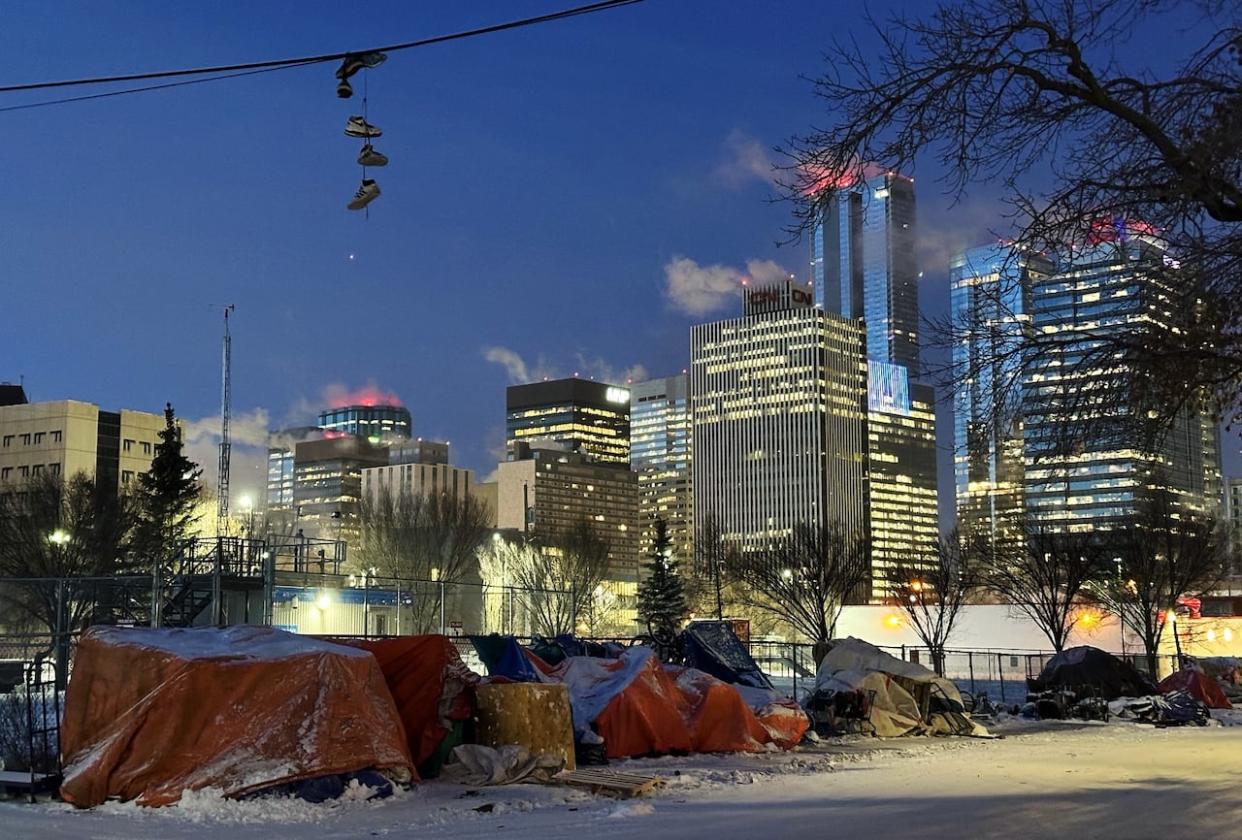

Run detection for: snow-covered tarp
[[60, 626, 414, 808], [814, 637, 987, 737]]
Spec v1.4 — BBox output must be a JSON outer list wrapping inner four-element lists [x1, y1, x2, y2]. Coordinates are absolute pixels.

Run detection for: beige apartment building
[[0, 399, 163, 491]]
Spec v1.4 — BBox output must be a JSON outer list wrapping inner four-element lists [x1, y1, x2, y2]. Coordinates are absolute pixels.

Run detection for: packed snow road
[[6, 722, 1242, 839]]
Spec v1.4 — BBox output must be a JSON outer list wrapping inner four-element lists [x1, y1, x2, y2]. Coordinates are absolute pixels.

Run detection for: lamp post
[[239, 494, 255, 536]]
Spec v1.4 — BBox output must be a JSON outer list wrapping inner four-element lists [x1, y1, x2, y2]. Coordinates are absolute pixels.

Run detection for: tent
[[670, 667, 771, 753], [814, 637, 985, 737], [336, 636, 477, 775], [682, 621, 773, 689], [554, 647, 694, 758], [61, 626, 413, 808], [1159, 668, 1232, 710], [1028, 646, 1157, 700]]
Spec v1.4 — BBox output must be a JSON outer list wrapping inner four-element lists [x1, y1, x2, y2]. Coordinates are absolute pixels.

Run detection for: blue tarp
[[682, 621, 772, 690], [468, 634, 541, 682]]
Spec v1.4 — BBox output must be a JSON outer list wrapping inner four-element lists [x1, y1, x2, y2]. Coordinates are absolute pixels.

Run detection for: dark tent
[[1028, 646, 1157, 700], [681, 621, 772, 689]]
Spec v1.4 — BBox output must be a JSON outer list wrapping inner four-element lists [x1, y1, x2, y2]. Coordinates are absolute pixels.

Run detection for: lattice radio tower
[[217, 305, 235, 536]]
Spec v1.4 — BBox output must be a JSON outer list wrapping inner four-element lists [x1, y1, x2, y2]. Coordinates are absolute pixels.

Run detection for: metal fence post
[[997, 653, 1006, 703], [969, 651, 976, 696], [439, 580, 446, 635], [396, 578, 402, 636]]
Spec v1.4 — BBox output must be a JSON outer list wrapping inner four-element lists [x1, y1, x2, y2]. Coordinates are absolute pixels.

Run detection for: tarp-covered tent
[[469, 634, 545, 682], [554, 647, 694, 758], [1159, 668, 1232, 710], [547, 646, 807, 757], [61, 626, 413, 808], [337, 636, 477, 773], [671, 667, 771, 753], [1028, 646, 1157, 700], [814, 637, 986, 737], [682, 621, 773, 689]]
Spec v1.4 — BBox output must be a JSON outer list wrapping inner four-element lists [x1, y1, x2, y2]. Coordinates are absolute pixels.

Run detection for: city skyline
[[3, 1, 1237, 527]]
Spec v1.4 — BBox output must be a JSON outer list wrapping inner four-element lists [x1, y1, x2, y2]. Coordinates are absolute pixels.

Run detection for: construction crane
[[217, 305, 235, 536]]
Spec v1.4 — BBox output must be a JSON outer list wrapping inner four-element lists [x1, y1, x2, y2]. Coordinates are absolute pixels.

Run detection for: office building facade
[[506, 378, 630, 466], [866, 364, 940, 596], [292, 436, 389, 546], [950, 243, 1055, 542], [690, 280, 868, 551], [630, 374, 693, 566], [0, 399, 163, 493], [318, 403, 411, 443], [1023, 233, 1222, 531]]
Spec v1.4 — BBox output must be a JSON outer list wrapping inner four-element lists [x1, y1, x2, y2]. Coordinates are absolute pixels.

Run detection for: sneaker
[[345, 116, 382, 138], [336, 78, 353, 99], [336, 51, 388, 81], [357, 144, 388, 167], [347, 179, 381, 210]]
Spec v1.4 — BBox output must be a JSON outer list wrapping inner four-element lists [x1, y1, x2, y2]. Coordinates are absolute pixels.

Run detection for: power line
[[0, 0, 643, 103]]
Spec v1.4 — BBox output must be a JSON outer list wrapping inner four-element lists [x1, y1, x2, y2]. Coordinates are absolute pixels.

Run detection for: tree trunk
[[812, 639, 832, 667]]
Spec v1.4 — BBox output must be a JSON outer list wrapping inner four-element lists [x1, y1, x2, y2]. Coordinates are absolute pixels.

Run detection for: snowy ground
[[6, 721, 1242, 839]]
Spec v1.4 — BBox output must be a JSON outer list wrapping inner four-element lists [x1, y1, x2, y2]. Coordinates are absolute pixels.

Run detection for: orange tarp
[[336, 636, 477, 769], [1159, 668, 1232, 710], [671, 667, 770, 753], [592, 658, 694, 758], [60, 626, 413, 808]]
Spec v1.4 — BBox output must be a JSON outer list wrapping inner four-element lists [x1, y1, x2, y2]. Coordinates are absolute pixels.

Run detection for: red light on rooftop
[[323, 382, 402, 409]]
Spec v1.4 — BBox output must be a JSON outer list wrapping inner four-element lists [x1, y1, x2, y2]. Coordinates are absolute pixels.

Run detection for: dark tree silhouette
[[1090, 489, 1229, 675], [784, 0, 1242, 434], [726, 522, 870, 658], [637, 518, 688, 637], [982, 517, 1108, 652], [132, 403, 202, 570], [883, 528, 982, 676]]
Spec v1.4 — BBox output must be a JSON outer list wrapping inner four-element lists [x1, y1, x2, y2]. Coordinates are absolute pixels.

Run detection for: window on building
[[48, 463, 60, 476], [0, 467, 10, 479], [123, 439, 134, 453], [33, 432, 44, 444], [141, 441, 152, 455], [19, 466, 29, 477], [122, 470, 135, 484], [20, 433, 31, 445], [1, 435, 10, 447], [31, 464, 43, 475], [51, 430, 62, 443]]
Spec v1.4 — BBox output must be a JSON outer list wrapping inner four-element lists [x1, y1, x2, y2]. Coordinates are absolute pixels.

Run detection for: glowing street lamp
[[48, 529, 70, 546]]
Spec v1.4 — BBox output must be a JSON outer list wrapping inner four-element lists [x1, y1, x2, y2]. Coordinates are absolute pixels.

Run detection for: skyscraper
[[866, 363, 940, 596], [1023, 230, 1222, 531], [950, 243, 1055, 542], [630, 374, 692, 566], [811, 169, 919, 370], [812, 168, 938, 592], [690, 280, 868, 550], [505, 378, 630, 466]]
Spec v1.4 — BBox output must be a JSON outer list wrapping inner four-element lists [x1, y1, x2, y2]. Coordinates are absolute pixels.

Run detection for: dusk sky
[[3, 0, 1237, 523]]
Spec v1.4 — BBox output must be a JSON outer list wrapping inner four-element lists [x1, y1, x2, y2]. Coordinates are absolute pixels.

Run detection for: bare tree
[[691, 513, 731, 621], [726, 522, 870, 660], [0, 473, 140, 681], [1090, 489, 1229, 675], [485, 520, 614, 638], [982, 517, 1108, 652], [357, 488, 492, 632], [784, 0, 1242, 433], [883, 528, 981, 675]]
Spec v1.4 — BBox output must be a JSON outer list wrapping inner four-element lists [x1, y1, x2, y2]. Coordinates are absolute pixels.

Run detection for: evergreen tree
[[133, 403, 202, 567], [637, 518, 687, 637]]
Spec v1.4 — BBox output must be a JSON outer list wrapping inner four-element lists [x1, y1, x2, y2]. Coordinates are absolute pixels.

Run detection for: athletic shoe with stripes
[[348, 179, 381, 210]]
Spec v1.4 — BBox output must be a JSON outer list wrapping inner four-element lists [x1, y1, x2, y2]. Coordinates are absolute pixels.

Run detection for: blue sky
[[2, 0, 1236, 523]]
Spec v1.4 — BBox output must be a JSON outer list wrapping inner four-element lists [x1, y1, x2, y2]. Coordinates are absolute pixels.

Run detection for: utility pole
[[217, 305, 235, 536]]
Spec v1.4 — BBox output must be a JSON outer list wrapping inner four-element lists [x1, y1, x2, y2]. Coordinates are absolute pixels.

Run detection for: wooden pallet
[[555, 768, 663, 799]]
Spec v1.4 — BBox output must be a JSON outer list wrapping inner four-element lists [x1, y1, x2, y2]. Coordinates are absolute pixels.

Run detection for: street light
[[239, 494, 255, 535], [48, 529, 70, 546]]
